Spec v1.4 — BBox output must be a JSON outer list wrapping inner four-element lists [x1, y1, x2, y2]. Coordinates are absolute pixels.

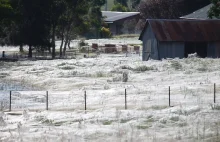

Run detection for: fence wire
[[0, 83, 220, 112]]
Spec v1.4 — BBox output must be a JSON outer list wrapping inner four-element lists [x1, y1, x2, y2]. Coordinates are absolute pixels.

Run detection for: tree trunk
[[52, 24, 56, 59], [63, 25, 70, 56], [60, 34, 64, 57], [19, 44, 24, 52], [68, 40, 71, 49], [48, 46, 51, 53], [28, 45, 32, 58], [63, 38, 68, 57]]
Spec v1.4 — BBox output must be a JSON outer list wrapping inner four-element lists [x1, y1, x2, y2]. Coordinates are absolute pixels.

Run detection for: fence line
[[1, 83, 219, 112]]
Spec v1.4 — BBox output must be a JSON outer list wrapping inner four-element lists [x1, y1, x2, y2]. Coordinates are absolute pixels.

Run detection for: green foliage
[[133, 65, 154, 72], [111, 2, 129, 12], [100, 27, 111, 38], [78, 39, 88, 47], [208, 0, 220, 19], [138, 0, 210, 20], [130, 0, 141, 9], [0, 0, 14, 45], [114, 0, 128, 7], [0, 0, 106, 57], [0, 0, 13, 19]]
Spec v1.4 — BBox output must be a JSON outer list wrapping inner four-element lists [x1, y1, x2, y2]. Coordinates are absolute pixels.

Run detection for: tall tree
[[48, 0, 66, 58], [130, 0, 141, 10], [19, 0, 51, 58], [208, 0, 220, 19], [89, 0, 106, 38], [114, 0, 128, 7], [61, 0, 90, 56], [0, 0, 13, 45], [111, 3, 129, 12], [138, 0, 181, 19]]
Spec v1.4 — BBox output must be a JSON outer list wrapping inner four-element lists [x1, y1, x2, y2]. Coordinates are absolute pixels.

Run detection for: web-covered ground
[[0, 39, 220, 142]]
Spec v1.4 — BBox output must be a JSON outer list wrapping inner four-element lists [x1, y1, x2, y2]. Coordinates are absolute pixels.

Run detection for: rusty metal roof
[[139, 19, 220, 42]]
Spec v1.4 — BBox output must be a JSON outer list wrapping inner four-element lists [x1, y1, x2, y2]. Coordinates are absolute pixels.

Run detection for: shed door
[[184, 42, 207, 58]]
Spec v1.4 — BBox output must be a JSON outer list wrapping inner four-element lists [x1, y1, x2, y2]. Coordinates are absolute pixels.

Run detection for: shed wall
[[158, 42, 184, 59], [142, 26, 158, 60], [208, 42, 220, 58], [109, 24, 116, 35]]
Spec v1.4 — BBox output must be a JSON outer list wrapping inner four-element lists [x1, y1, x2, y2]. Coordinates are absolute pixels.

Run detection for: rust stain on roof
[[140, 19, 220, 42]]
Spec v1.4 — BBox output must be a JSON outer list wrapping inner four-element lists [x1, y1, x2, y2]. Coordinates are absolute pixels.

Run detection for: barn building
[[102, 11, 140, 35], [139, 19, 220, 61]]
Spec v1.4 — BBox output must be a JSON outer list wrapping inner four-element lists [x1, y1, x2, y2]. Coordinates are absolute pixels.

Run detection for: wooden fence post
[[84, 91, 87, 111], [46, 91, 48, 110], [87, 47, 89, 57], [214, 83, 216, 103], [169, 86, 171, 107], [125, 89, 127, 110], [9, 91, 11, 111], [2, 51, 5, 58]]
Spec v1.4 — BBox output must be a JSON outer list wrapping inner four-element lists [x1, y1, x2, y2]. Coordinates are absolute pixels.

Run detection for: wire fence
[[0, 50, 79, 60], [1, 83, 220, 112], [0, 45, 141, 61]]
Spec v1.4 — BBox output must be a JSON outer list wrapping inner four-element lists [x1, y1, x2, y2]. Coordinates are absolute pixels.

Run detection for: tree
[[1, 0, 106, 59], [138, 0, 181, 19], [88, 0, 106, 38], [18, 0, 51, 58], [0, 0, 13, 45], [114, 0, 128, 7], [208, 0, 220, 19], [60, 0, 91, 56], [130, 0, 141, 9], [48, 0, 66, 58], [137, 0, 210, 30], [111, 3, 129, 12]]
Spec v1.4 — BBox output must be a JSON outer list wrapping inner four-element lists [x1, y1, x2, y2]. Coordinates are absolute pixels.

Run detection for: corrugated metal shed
[[139, 19, 220, 42], [102, 11, 140, 22], [180, 4, 212, 19]]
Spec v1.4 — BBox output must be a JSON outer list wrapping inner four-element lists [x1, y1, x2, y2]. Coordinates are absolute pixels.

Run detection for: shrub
[[170, 60, 182, 70], [121, 65, 132, 70], [111, 3, 129, 12], [59, 65, 75, 70], [122, 72, 128, 82], [78, 39, 88, 47], [133, 65, 154, 72], [100, 27, 111, 38]]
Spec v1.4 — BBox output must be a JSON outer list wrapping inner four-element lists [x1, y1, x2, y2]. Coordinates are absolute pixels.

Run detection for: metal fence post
[[169, 86, 171, 107], [84, 91, 87, 111], [9, 91, 12, 111], [46, 91, 49, 110], [2, 51, 5, 58], [214, 83, 216, 103], [125, 89, 127, 110]]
